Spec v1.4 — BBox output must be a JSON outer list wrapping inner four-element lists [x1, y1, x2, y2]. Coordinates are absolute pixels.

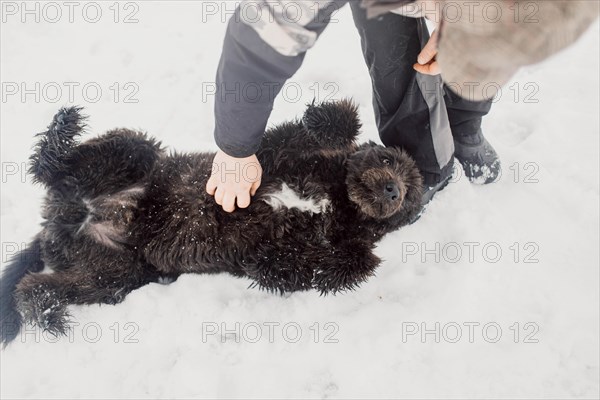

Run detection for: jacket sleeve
[[214, 0, 347, 158]]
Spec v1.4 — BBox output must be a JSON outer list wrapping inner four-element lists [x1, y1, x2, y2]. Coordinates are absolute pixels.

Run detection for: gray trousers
[[350, 2, 492, 185]]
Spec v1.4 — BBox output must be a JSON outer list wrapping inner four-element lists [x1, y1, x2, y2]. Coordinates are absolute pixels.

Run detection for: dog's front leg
[[311, 240, 381, 295], [244, 241, 324, 294]]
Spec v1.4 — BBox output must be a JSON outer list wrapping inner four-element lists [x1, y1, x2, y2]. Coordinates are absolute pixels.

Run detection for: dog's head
[[345, 142, 423, 219]]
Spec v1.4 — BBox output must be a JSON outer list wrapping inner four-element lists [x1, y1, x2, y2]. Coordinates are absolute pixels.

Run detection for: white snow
[[1, 3, 598, 399]]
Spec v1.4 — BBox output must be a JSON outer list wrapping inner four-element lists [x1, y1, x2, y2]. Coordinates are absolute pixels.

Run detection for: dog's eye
[[382, 158, 391, 166]]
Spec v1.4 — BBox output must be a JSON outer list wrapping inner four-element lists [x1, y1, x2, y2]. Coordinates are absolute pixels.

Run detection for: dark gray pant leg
[[350, 2, 454, 185], [444, 88, 493, 140]]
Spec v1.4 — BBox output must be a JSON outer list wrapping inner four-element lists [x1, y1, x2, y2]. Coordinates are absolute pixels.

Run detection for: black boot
[[454, 129, 500, 185], [409, 172, 452, 224]]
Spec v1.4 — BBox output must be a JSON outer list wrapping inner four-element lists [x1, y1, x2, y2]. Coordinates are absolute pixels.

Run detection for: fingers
[[417, 45, 436, 66], [214, 187, 254, 212], [213, 184, 253, 212], [206, 174, 218, 195], [416, 30, 440, 75], [417, 29, 438, 65], [236, 190, 251, 209], [205, 151, 262, 212], [413, 60, 441, 75], [221, 192, 236, 213], [211, 182, 255, 212], [250, 179, 261, 196], [214, 186, 225, 206]]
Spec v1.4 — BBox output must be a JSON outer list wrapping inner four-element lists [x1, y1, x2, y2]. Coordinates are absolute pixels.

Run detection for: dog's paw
[[21, 302, 72, 338], [302, 99, 361, 146], [244, 248, 317, 294], [36, 307, 72, 337], [312, 247, 380, 295], [15, 284, 72, 337]]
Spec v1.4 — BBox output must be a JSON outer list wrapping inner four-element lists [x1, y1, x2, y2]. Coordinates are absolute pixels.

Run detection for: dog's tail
[[0, 238, 44, 347], [29, 107, 86, 187]]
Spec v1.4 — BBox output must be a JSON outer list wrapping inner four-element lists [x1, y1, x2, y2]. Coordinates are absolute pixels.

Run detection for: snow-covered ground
[[1, 2, 599, 399]]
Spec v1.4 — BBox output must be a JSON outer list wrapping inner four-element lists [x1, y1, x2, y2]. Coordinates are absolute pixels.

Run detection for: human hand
[[414, 29, 441, 75], [206, 150, 262, 213]]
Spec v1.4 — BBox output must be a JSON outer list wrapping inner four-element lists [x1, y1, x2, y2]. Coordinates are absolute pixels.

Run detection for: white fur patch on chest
[[263, 183, 330, 214]]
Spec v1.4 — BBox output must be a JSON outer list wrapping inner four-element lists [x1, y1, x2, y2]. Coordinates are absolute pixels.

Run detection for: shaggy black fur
[[0, 239, 44, 344], [0, 100, 422, 345]]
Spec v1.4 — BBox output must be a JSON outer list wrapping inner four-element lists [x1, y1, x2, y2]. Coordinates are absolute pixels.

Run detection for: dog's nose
[[384, 182, 400, 201]]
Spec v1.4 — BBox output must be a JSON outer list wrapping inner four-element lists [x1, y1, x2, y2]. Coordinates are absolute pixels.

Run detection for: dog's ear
[[345, 140, 379, 170], [302, 98, 361, 146]]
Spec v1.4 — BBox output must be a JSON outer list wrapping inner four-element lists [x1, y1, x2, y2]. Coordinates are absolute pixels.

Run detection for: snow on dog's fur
[[0, 100, 422, 345]]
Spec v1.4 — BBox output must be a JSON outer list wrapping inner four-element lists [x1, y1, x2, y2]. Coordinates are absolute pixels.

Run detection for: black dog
[[0, 100, 422, 345]]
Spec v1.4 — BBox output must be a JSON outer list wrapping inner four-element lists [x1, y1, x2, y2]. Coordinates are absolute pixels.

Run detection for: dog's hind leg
[[13, 272, 75, 336], [30, 107, 164, 198], [29, 107, 87, 187], [67, 128, 164, 198], [13, 260, 154, 337]]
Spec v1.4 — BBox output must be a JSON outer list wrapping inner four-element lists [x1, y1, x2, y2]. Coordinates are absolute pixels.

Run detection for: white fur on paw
[[263, 183, 330, 214]]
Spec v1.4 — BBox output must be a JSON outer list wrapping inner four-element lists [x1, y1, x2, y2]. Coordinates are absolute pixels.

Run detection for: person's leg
[[444, 90, 501, 184], [349, 3, 453, 189]]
